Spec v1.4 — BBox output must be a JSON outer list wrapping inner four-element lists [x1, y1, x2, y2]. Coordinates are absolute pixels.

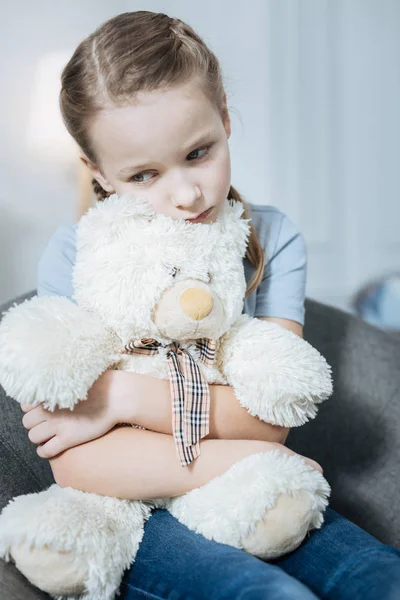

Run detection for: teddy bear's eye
[[168, 266, 180, 278], [207, 272, 212, 283]]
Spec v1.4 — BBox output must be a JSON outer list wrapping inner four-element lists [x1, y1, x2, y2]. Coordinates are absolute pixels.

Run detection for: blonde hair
[[59, 11, 265, 297]]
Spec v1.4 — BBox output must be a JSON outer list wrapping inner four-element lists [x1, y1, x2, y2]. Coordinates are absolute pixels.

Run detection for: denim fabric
[[118, 508, 400, 600]]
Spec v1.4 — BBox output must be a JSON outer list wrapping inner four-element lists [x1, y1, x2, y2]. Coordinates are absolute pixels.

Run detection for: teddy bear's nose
[[179, 288, 214, 320]]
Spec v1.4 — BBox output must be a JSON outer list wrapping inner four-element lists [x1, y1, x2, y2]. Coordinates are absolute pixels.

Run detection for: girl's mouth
[[186, 207, 213, 223]]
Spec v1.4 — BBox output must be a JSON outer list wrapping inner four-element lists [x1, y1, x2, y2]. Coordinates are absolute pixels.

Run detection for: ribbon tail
[[182, 352, 210, 448], [166, 347, 211, 467], [166, 353, 197, 467]]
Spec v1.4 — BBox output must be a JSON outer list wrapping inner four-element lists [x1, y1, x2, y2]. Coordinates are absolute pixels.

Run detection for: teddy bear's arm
[[0, 295, 121, 411], [218, 313, 333, 427]]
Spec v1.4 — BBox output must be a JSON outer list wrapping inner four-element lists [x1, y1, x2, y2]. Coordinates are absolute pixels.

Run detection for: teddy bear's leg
[[9, 542, 89, 596], [165, 449, 331, 560], [0, 483, 151, 600]]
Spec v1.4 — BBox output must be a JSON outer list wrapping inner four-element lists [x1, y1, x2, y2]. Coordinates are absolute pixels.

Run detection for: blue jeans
[[118, 507, 400, 599]]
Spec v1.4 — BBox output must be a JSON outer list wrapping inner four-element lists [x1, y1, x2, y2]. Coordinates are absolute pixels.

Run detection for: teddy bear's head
[[72, 194, 251, 345]]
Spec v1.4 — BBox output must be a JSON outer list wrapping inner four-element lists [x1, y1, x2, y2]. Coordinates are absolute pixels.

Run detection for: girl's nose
[[179, 288, 213, 320], [170, 182, 202, 209]]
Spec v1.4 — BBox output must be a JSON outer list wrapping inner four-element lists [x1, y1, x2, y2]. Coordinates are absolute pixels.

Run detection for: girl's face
[[82, 81, 232, 223]]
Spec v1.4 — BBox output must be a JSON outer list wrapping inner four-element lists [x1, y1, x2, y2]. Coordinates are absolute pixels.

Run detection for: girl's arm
[[114, 370, 290, 444], [50, 427, 294, 500]]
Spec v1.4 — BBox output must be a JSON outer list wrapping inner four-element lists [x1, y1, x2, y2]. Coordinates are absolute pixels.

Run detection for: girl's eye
[[131, 172, 153, 184], [187, 145, 212, 161], [130, 144, 213, 185]]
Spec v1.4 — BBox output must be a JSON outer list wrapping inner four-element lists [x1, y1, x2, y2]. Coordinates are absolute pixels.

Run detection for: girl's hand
[[21, 370, 121, 458]]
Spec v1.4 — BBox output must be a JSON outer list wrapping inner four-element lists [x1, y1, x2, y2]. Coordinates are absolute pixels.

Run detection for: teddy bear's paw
[[10, 541, 88, 597], [0, 483, 151, 600], [0, 294, 121, 411], [166, 449, 331, 560], [240, 488, 318, 559]]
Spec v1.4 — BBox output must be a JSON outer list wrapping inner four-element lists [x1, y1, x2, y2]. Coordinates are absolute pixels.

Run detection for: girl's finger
[[27, 421, 55, 445], [37, 436, 66, 459], [20, 403, 36, 412], [22, 405, 47, 430]]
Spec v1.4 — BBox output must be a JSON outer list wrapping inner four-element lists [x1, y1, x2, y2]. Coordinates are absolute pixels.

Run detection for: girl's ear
[[79, 155, 115, 193]]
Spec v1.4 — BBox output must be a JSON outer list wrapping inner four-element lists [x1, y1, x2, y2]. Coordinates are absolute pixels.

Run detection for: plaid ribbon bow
[[120, 337, 216, 466]]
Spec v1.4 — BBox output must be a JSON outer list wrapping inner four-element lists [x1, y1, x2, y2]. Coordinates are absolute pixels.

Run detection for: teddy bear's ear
[[77, 193, 156, 243], [218, 199, 252, 257], [217, 197, 246, 223], [101, 193, 156, 220], [227, 198, 245, 218]]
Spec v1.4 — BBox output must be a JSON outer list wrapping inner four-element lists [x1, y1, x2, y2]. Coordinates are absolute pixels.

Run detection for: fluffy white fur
[[0, 485, 151, 600], [220, 313, 333, 426], [0, 194, 333, 599], [0, 297, 121, 410], [163, 450, 331, 559]]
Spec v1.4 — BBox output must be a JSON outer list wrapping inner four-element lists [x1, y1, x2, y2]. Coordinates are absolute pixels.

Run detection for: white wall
[[1, 0, 399, 315], [264, 0, 400, 312]]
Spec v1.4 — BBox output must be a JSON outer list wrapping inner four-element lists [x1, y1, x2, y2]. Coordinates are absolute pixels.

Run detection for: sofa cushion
[[0, 291, 55, 511]]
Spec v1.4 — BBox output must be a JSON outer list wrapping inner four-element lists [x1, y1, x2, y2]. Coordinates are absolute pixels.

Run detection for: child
[[23, 11, 400, 600]]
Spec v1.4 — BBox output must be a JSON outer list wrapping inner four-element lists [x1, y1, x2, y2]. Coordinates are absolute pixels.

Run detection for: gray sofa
[[1, 290, 399, 599]]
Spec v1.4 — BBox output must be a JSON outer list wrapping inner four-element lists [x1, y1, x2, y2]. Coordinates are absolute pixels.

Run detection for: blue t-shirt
[[37, 202, 307, 326]]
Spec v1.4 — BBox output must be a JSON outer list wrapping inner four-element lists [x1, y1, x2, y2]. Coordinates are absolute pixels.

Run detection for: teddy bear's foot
[[166, 449, 331, 560], [0, 483, 151, 600], [10, 542, 88, 597]]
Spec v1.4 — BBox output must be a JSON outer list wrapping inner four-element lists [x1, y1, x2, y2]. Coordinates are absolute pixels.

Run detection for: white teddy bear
[[0, 194, 333, 600]]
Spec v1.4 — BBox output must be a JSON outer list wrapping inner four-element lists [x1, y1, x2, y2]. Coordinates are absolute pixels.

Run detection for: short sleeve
[[37, 224, 77, 303], [254, 210, 307, 325]]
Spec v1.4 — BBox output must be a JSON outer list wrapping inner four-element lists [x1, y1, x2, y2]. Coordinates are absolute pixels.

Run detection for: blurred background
[[1, 0, 399, 330]]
